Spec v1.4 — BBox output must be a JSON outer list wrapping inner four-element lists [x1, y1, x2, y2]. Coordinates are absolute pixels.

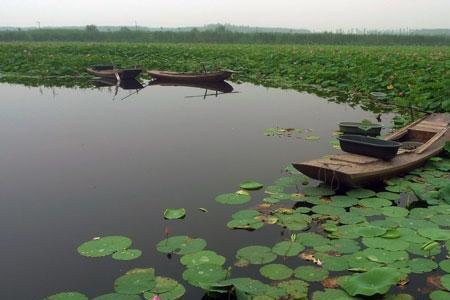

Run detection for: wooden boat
[[86, 65, 142, 80], [147, 70, 233, 82], [148, 79, 234, 93], [293, 113, 450, 187]]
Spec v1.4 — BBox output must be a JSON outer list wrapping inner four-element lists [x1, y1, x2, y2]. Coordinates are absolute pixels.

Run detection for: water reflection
[[148, 80, 235, 99], [92, 78, 145, 90]]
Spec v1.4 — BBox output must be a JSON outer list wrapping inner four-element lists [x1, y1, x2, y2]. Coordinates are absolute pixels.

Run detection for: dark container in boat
[[338, 122, 382, 137], [337, 134, 402, 160]]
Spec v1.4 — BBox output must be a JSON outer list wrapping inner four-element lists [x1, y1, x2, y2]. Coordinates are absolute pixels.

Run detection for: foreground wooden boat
[[86, 65, 142, 80], [293, 113, 450, 187], [148, 70, 233, 82]]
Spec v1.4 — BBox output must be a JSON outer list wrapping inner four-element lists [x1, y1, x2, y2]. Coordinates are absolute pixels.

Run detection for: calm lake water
[[0, 81, 397, 299]]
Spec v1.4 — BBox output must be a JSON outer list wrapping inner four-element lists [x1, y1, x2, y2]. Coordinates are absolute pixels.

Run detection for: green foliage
[[77, 236, 132, 258], [339, 267, 402, 296], [164, 208, 186, 220], [42, 292, 88, 300]]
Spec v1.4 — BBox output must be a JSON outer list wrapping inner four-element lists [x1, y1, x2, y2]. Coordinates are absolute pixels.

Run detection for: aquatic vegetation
[[156, 236, 206, 255], [77, 236, 133, 258], [163, 208, 186, 220], [259, 264, 293, 281], [239, 180, 264, 190], [43, 292, 88, 300], [339, 267, 403, 296], [111, 249, 142, 261], [114, 268, 156, 294], [215, 192, 251, 205]]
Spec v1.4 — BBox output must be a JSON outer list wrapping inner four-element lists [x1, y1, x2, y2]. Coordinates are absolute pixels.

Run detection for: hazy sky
[[2, 0, 449, 30]]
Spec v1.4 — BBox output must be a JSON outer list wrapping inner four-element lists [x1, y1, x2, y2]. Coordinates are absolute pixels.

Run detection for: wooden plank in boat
[[329, 154, 380, 164]]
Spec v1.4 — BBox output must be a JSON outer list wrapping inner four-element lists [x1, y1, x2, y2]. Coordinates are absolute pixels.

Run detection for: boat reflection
[[148, 79, 235, 99], [92, 78, 145, 90]]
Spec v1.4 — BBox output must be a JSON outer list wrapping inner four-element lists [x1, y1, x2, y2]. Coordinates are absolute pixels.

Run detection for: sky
[[1, 0, 449, 31]]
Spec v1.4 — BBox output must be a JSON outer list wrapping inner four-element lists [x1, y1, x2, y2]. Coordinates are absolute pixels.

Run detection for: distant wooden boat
[[148, 79, 234, 93], [86, 65, 142, 80], [148, 70, 233, 82], [293, 113, 450, 187], [92, 78, 144, 90]]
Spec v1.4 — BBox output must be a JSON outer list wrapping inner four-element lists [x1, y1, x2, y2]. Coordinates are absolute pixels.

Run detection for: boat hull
[[86, 67, 142, 80], [148, 70, 233, 82]]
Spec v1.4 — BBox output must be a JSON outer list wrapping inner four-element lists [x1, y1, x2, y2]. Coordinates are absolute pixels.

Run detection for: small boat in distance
[[293, 113, 450, 187], [148, 70, 233, 83], [86, 65, 142, 80]]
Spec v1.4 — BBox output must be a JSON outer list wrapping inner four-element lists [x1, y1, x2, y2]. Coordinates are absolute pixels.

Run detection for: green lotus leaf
[[272, 241, 305, 256], [396, 228, 428, 244], [408, 207, 434, 220], [276, 213, 311, 231], [339, 267, 402, 296], [156, 235, 207, 255], [277, 280, 309, 299], [376, 192, 401, 200], [362, 237, 409, 251], [362, 248, 408, 264], [407, 258, 438, 273], [260, 264, 293, 280], [164, 208, 186, 220], [236, 245, 277, 265], [316, 253, 349, 271], [359, 197, 392, 208], [430, 214, 450, 227], [227, 218, 264, 230], [77, 236, 132, 258], [220, 278, 269, 295], [43, 292, 88, 300], [275, 176, 300, 187], [356, 226, 387, 238], [385, 294, 413, 300], [348, 252, 383, 270], [231, 209, 261, 219], [350, 207, 381, 217], [265, 185, 285, 193], [330, 239, 361, 254], [312, 204, 346, 216], [182, 264, 227, 287], [399, 217, 438, 229], [215, 193, 251, 205], [112, 249, 142, 261], [294, 266, 329, 282], [381, 228, 401, 239], [381, 206, 409, 218], [148, 276, 179, 294], [144, 283, 186, 300], [439, 259, 450, 272], [346, 188, 376, 199], [114, 269, 156, 294], [407, 242, 442, 257], [180, 250, 226, 267], [303, 185, 335, 196], [339, 212, 366, 225], [441, 274, 450, 290], [329, 196, 358, 207], [240, 180, 264, 190], [91, 294, 141, 300], [430, 290, 450, 300], [441, 184, 450, 203], [312, 288, 357, 300], [418, 227, 450, 241], [296, 232, 330, 247]]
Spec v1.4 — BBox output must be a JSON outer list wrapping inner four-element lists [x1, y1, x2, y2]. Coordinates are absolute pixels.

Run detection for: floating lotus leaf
[[114, 268, 156, 294], [265, 185, 285, 193], [439, 259, 450, 272], [112, 249, 142, 261], [339, 267, 402, 296], [362, 248, 408, 264], [180, 250, 226, 267], [144, 283, 186, 300], [330, 224, 361, 240], [43, 292, 88, 300], [312, 288, 357, 300], [221, 278, 269, 295], [399, 218, 438, 229], [277, 213, 311, 231], [430, 214, 450, 227], [362, 237, 409, 251], [303, 185, 335, 196], [182, 264, 227, 287], [240, 180, 264, 190], [418, 227, 450, 241], [356, 226, 387, 238], [272, 241, 305, 256], [297, 232, 330, 247], [408, 208, 433, 220], [381, 206, 409, 218], [149, 276, 179, 294], [407, 242, 441, 257], [441, 184, 450, 203], [163, 208, 186, 220], [269, 192, 291, 200], [231, 210, 261, 219], [359, 198, 392, 208], [215, 193, 251, 205], [227, 218, 264, 230], [430, 290, 450, 300], [348, 252, 382, 270], [407, 258, 438, 273], [77, 236, 132, 258], [260, 264, 293, 280], [91, 294, 141, 300], [156, 235, 206, 255], [395, 228, 431, 244], [236, 245, 277, 265], [330, 239, 360, 254], [314, 244, 334, 252], [312, 205, 345, 216], [305, 135, 320, 141], [294, 266, 329, 282], [385, 294, 413, 300], [277, 280, 309, 299], [381, 228, 401, 239], [346, 188, 376, 199], [275, 176, 299, 187], [350, 207, 381, 217], [316, 253, 349, 271], [441, 274, 450, 290], [338, 212, 366, 225], [376, 192, 401, 201], [329, 196, 358, 207]]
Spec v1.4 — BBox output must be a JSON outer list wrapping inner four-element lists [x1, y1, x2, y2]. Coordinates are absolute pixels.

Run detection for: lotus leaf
[[409, 208, 434, 220], [112, 249, 142, 261], [240, 180, 264, 190], [356, 226, 387, 238], [277, 213, 311, 231], [305, 135, 320, 141], [381, 228, 401, 239], [439, 259, 450, 272], [180, 250, 226, 267], [407, 242, 441, 257], [329, 196, 358, 207], [441, 274, 450, 290], [156, 235, 206, 255], [381, 206, 409, 218], [339, 212, 366, 225], [376, 192, 401, 200], [312, 205, 345, 216], [274, 176, 299, 187], [408, 258, 438, 273], [231, 210, 261, 219], [312, 288, 357, 300], [418, 227, 450, 240], [91, 294, 141, 300], [359, 197, 392, 208], [339, 267, 402, 296], [236, 245, 276, 265], [316, 254, 349, 271], [348, 253, 382, 270], [215, 193, 251, 205], [297, 232, 330, 247], [220, 277, 269, 295], [43, 292, 88, 300], [303, 185, 335, 196], [272, 241, 305, 256], [350, 207, 381, 217], [227, 218, 264, 230], [397, 228, 429, 244], [430, 214, 450, 227], [330, 239, 360, 254], [362, 237, 409, 251], [362, 248, 408, 264], [441, 184, 450, 204], [149, 277, 179, 294], [144, 283, 185, 300], [114, 269, 156, 294], [77, 236, 132, 258], [260, 264, 293, 280], [346, 188, 376, 199], [294, 266, 328, 282], [385, 294, 413, 300], [277, 280, 309, 299], [182, 263, 227, 287], [163, 208, 186, 220], [265, 185, 284, 193], [430, 290, 450, 300]]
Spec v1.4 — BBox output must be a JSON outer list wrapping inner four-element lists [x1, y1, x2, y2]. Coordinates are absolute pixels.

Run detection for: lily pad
[[240, 180, 264, 190], [362, 248, 409, 264], [339, 267, 402, 296], [359, 198, 392, 208], [312, 289, 356, 300], [330, 196, 358, 207], [294, 266, 329, 282], [43, 292, 88, 300], [260, 264, 293, 280], [112, 249, 142, 261], [144, 283, 185, 300], [164, 208, 186, 220], [114, 268, 156, 294], [182, 264, 227, 287], [156, 235, 207, 255], [312, 205, 346, 216], [236, 245, 277, 265], [408, 258, 438, 273], [215, 192, 251, 205], [439, 259, 450, 272], [346, 188, 376, 199], [356, 226, 387, 238], [418, 227, 450, 241], [362, 237, 409, 251], [441, 274, 450, 290], [231, 210, 261, 219], [376, 192, 401, 201], [77, 236, 132, 258], [277, 280, 309, 299], [430, 290, 450, 300], [272, 241, 305, 257], [303, 185, 335, 197], [91, 294, 142, 300], [227, 218, 264, 230], [381, 206, 409, 218], [180, 250, 226, 267]]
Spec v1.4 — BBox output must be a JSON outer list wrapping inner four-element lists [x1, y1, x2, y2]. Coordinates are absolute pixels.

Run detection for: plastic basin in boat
[[337, 134, 402, 160]]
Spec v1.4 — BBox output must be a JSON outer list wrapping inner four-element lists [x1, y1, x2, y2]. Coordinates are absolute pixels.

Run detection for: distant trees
[[85, 24, 98, 33]]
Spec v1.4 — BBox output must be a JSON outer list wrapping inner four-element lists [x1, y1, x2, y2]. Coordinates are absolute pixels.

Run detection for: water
[[0, 81, 392, 299]]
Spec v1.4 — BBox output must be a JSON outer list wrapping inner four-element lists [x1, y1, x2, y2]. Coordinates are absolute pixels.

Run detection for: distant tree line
[[0, 25, 449, 46]]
